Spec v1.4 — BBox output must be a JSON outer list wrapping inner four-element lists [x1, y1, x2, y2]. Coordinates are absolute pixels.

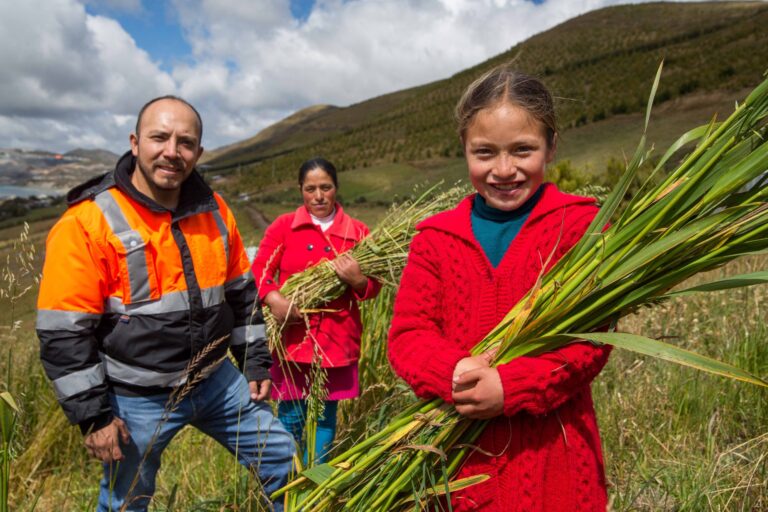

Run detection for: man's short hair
[[135, 95, 203, 142]]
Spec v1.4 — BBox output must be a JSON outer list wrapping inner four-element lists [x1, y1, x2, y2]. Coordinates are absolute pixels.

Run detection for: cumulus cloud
[[0, 0, 694, 153], [169, 0, 650, 149], [0, 0, 173, 151]]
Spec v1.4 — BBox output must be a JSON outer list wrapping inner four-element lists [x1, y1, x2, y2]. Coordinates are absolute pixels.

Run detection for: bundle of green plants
[[264, 182, 470, 348], [273, 68, 768, 510], [336, 286, 415, 452], [355, 286, 397, 390]]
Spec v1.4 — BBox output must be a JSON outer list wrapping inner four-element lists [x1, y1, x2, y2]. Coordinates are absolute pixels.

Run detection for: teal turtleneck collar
[[470, 186, 544, 267]]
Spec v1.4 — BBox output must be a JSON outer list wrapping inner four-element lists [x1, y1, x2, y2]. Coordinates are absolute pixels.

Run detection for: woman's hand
[[331, 253, 368, 294], [264, 291, 302, 325]]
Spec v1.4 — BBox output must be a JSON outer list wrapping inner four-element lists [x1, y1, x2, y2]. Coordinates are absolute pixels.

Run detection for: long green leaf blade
[[301, 463, 336, 485], [547, 332, 767, 387], [645, 61, 664, 130], [665, 270, 768, 297]]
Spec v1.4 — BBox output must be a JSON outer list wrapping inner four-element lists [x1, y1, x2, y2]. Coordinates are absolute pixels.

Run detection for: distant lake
[[0, 185, 64, 199]]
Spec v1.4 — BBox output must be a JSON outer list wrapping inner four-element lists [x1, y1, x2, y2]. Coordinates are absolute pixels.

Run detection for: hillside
[[64, 148, 118, 166], [199, 104, 338, 164], [0, 148, 117, 191], [206, 1, 768, 202]]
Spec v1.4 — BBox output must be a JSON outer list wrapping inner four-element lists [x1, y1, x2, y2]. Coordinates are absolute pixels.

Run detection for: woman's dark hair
[[298, 158, 338, 187], [455, 64, 557, 148]]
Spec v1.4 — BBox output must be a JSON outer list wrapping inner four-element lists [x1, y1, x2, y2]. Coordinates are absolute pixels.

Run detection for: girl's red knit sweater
[[388, 184, 611, 511]]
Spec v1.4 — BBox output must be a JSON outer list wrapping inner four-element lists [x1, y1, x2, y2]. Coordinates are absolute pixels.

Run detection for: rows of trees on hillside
[[211, 2, 768, 198]]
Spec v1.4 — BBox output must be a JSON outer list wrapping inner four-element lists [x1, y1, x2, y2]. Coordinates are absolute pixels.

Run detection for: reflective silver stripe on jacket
[[52, 363, 105, 400], [230, 324, 266, 346], [36, 309, 101, 331], [101, 353, 188, 387], [105, 285, 226, 315], [93, 191, 152, 303], [100, 353, 225, 388], [212, 209, 229, 264], [225, 271, 254, 291]]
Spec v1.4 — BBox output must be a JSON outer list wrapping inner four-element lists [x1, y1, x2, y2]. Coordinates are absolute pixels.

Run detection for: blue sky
[[86, 0, 544, 73], [290, 0, 316, 21], [0, 0, 699, 153], [85, 2, 193, 72], [84, 0, 317, 73]]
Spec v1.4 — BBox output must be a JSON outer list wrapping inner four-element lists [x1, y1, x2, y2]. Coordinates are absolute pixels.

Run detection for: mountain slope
[[208, 1, 768, 196], [199, 104, 338, 164]]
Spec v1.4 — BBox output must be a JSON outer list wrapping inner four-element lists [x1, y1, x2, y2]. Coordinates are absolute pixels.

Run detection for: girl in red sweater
[[388, 65, 611, 511]]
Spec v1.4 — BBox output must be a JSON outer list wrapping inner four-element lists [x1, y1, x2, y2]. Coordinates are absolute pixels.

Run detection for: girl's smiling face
[[464, 101, 555, 211]]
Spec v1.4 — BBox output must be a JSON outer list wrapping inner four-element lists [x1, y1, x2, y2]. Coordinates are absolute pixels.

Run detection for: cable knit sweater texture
[[388, 183, 612, 511]]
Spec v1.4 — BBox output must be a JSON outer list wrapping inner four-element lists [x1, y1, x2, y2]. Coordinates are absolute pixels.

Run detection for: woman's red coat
[[252, 204, 379, 366]]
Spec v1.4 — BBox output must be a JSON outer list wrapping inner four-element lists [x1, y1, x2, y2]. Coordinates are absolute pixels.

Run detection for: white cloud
[[0, 0, 707, 154], [169, 0, 642, 148], [0, 0, 173, 152]]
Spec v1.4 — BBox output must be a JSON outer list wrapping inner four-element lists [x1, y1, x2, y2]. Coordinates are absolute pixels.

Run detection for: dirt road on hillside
[[245, 205, 271, 230]]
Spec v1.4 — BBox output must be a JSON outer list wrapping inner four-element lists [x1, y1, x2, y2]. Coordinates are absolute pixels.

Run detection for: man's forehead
[[142, 99, 194, 121], [139, 99, 202, 136]]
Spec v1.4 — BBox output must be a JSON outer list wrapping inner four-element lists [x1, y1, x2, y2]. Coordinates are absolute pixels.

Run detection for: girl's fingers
[[453, 368, 483, 385]]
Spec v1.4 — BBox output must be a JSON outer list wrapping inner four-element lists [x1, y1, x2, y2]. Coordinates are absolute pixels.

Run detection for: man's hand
[[452, 367, 504, 419], [249, 379, 272, 401], [264, 291, 302, 325], [330, 253, 368, 293], [84, 417, 131, 463]]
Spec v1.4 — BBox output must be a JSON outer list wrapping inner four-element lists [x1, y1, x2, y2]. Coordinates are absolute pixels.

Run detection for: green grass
[[596, 258, 768, 510], [0, 204, 65, 231], [557, 88, 752, 171], [1, 211, 765, 510]]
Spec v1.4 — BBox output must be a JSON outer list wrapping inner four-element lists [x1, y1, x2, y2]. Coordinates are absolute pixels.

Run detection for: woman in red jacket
[[388, 65, 611, 511], [252, 158, 379, 464]]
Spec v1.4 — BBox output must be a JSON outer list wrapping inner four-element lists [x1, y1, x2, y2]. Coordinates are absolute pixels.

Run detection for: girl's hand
[[264, 291, 302, 324], [331, 253, 368, 293], [451, 367, 504, 419], [452, 348, 497, 388]]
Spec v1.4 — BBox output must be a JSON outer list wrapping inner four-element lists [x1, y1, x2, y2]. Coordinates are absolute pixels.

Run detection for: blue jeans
[[97, 360, 294, 512], [278, 400, 338, 465]]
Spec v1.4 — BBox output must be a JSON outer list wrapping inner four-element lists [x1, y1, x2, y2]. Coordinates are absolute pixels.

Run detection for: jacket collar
[[417, 183, 596, 242], [290, 203, 358, 240], [67, 150, 217, 220]]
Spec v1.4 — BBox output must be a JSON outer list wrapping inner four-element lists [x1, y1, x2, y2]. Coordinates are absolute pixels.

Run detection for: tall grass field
[[0, 198, 765, 511]]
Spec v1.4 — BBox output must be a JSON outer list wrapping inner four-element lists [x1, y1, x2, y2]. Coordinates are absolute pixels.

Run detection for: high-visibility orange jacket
[[36, 151, 270, 434]]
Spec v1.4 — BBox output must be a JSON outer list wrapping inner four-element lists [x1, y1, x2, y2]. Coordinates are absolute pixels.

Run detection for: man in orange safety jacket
[[36, 96, 293, 512]]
